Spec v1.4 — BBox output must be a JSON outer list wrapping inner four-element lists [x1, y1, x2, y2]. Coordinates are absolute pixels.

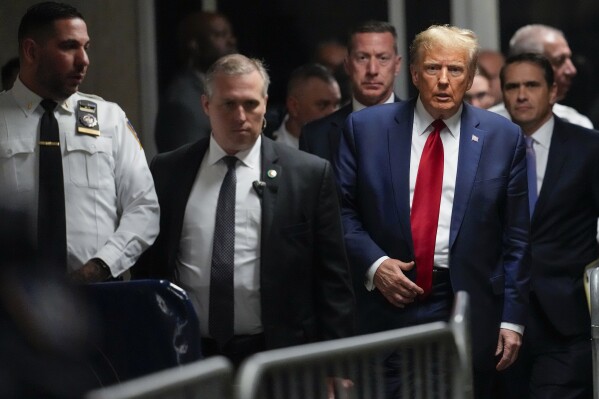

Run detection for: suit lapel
[[450, 105, 485, 248], [260, 138, 281, 246], [389, 100, 416, 252], [532, 116, 568, 222]]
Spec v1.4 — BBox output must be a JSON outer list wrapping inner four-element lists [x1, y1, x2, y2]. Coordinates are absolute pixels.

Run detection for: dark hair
[[287, 63, 337, 96], [18, 2, 83, 44], [500, 52, 554, 88], [348, 20, 397, 54]]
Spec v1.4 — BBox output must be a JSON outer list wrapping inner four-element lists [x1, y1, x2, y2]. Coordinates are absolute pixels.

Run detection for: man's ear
[[21, 38, 37, 64], [394, 55, 402, 76], [286, 96, 299, 118], [410, 64, 418, 86], [549, 82, 558, 105], [201, 94, 210, 115]]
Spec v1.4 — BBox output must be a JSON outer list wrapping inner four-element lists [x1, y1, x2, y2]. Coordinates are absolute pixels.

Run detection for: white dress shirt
[[177, 135, 262, 337], [527, 117, 554, 196], [366, 97, 460, 287], [489, 101, 592, 129], [352, 92, 395, 112], [272, 114, 298, 148], [0, 77, 159, 276]]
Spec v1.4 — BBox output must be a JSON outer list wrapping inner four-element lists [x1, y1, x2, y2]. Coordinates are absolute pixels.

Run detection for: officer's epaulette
[[78, 92, 105, 102]]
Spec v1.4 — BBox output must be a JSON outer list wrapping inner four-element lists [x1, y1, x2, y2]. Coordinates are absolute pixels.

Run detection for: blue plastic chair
[[83, 279, 202, 386]]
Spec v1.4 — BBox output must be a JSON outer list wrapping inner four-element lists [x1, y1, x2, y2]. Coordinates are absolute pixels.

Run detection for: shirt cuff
[[365, 256, 390, 291], [500, 322, 524, 335]]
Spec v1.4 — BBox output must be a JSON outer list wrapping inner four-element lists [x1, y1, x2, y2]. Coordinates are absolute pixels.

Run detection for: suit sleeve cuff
[[365, 256, 390, 291], [500, 322, 524, 335]]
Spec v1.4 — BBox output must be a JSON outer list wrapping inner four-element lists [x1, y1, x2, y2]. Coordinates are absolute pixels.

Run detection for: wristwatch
[[91, 258, 111, 279]]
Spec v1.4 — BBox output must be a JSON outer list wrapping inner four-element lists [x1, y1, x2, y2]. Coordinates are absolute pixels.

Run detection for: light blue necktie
[[525, 136, 537, 218]]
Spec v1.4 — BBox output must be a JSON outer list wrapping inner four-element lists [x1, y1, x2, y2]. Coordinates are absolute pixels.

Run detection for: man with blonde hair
[[336, 25, 530, 397]]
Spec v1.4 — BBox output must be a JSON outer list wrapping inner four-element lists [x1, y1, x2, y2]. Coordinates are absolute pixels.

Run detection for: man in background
[[465, 67, 495, 109], [478, 49, 504, 106], [271, 63, 341, 148], [490, 24, 593, 128], [300, 20, 401, 163], [313, 38, 350, 104], [500, 52, 598, 398], [155, 11, 237, 153]]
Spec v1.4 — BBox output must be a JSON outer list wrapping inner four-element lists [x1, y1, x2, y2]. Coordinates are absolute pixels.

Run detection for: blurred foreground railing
[[235, 291, 472, 399]]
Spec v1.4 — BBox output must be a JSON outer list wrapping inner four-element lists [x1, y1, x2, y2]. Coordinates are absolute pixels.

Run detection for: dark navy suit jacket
[[530, 116, 599, 337], [299, 96, 401, 163], [335, 98, 531, 373], [299, 103, 352, 163]]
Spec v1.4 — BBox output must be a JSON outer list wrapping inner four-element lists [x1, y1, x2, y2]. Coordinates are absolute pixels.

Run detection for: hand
[[326, 377, 354, 399], [495, 328, 522, 370], [373, 258, 423, 308], [68, 259, 111, 284]]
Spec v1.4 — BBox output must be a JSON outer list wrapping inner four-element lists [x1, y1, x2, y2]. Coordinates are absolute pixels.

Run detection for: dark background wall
[[155, 0, 389, 106]]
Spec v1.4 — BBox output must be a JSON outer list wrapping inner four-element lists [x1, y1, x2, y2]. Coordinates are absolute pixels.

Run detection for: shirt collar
[[11, 76, 76, 115], [207, 134, 262, 169], [529, 115, 554, 150], [414, 96, 462, 139], [352, 92, 395, 112]]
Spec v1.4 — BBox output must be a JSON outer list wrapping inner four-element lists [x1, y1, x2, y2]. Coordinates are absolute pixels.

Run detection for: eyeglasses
[[464, 91, 489, 103]]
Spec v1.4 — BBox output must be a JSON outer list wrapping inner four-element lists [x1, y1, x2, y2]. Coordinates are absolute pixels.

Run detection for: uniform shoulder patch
[[127, 118, 142, 149]]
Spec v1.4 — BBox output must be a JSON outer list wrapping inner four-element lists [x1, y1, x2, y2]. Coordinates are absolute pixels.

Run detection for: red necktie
[[411, 119, 445, 297]]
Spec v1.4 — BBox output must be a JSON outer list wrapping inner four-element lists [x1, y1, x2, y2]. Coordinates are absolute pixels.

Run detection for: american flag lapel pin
[[471, 134, 479, 142]]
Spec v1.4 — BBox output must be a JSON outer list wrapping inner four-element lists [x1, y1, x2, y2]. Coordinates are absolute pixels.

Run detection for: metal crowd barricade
[[85, 356, 233, 399], [235, 291, 473, 399], [590, 267, 599, 399]]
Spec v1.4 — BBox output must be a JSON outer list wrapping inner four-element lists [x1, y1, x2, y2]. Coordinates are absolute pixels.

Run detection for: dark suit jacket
[[299, 103, 352, 163], [530, 116, 599, 337], [133, 136, 355, 350], [299, 96, 401, 163], [335, 98, 530, 373], [155, 68, 211, 153]]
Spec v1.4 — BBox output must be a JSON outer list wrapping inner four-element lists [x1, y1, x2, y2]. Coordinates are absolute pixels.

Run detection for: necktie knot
[[431, 119, 446, 133], [524, 135, 534, 150], [223, 155, 238, 170], [41, 99, 57, 112]]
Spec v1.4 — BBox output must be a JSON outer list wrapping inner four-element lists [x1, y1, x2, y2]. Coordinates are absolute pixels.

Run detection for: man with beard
[[0, 1, 159, 282]]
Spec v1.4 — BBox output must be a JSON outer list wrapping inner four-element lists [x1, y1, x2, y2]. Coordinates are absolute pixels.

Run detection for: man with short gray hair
[[134, 54, 355, 366], [489, 24, 592, 128]]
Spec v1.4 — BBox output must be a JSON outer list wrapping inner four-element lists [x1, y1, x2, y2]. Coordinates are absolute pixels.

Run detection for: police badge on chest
[[76, 100, 100, 136]]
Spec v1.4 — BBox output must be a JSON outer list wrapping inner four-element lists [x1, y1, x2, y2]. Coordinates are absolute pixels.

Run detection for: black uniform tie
[[209, 155, 237, 346], [37, 99, 67, 270]]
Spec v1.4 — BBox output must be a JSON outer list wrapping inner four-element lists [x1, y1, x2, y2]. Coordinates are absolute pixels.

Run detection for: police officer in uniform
[[0, 2, 159, 282]]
